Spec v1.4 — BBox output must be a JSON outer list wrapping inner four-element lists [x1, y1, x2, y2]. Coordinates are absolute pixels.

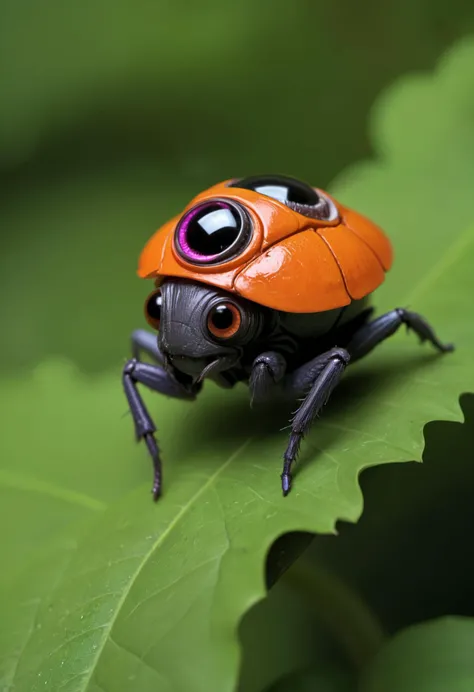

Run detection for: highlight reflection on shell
[[138, 178, 393, 313]]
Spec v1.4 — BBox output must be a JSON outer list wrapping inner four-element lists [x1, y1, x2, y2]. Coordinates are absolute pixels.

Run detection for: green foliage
[[2, 7, 474, 692], [303, 392, 474, 640], [361, 618, 474, 692], [0, 362, 142, 582], [332, 37, 474, 317], [2, 0, 474, 174], [0, 359, 386, 691], [2, 0, 474, 376]]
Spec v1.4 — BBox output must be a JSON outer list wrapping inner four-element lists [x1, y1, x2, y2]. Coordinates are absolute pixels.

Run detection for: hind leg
[[249, 309, 453, 497], [347, 308, 454, 362]]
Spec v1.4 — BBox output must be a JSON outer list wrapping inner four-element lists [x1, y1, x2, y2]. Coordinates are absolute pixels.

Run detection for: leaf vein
[[44, 624, 109, 662], [123, 556, 221, 620], [108, 635, 170, 684], [0, 469, 106, 512], [316, 420, 413, 456], [6, 545, 78, 690], [77, 437, 253, 692]]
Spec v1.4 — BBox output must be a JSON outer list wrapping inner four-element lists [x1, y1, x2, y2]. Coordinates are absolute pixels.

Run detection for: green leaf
[[3, 37, 474, 692], [238, 547, 382, 692], [0, 534, 86, 688], [332, 37, 474, 319], [0, 364, 376, 692], [0, 360, 144, 582], [360, 617, 474, 692], [238, 566, 338, 692], [305, 393, 474, 635]]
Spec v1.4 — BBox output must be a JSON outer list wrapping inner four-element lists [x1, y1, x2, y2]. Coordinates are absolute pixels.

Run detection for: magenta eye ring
[[174, 199, 252, 265]]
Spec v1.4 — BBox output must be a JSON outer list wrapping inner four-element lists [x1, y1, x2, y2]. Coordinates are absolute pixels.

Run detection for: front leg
[[131, 328, 166, 365], [281, 347, 351, 495], [123, 355, 200, 501], [249, 347, 350, 495], [249, 351, 287, 405]]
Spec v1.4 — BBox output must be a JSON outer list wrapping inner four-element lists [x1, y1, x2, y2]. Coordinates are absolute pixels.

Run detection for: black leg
[[131, 328, 166, 365], [248, 349, 341, 405], [123, 357, 200, 500], [281, 347, 350, 496], [283, 350, 345, 397], [249, 351, 287, 405], [347, 308, 454, 362]]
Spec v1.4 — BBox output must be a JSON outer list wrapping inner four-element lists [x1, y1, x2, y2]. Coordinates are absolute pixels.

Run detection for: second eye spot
[[207, 303, 242, 339]]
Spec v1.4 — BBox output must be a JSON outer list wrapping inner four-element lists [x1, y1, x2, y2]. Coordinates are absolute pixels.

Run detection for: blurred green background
[[2, 0, 474, 376], [3, 4, 474, 690]]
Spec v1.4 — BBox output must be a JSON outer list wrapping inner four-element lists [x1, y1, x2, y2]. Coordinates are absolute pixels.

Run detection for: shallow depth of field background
[[3, 4, 474, 691], [1, 0, 474, 377]]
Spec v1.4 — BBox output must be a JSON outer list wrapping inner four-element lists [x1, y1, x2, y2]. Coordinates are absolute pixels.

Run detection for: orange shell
[[138, 180, 393, 313]]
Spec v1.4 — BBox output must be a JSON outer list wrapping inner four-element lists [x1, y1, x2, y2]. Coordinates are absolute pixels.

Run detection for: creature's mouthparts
[[195, 355, 239, 383]]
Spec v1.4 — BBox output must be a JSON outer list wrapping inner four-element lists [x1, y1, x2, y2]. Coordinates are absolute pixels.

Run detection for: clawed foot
[[281, 472, 292, 497], [152, 472, 161, 502], [145, 433, 162, 502]]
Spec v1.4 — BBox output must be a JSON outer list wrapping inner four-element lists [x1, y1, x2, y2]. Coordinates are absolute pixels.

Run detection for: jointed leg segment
[[249, 351, 286, 405], [131, 328, 167, 365], [123, 330, 199, 500], [281, 347, 351, 495], [267, 308, 452, 497], [348, 308, 453, 362], [124, 308, 453, 502]]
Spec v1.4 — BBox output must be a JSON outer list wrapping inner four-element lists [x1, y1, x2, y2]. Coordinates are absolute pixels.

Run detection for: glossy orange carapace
[[138, 178, 393, 313]]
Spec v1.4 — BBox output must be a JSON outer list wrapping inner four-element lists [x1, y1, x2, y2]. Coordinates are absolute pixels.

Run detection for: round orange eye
[[207, 303, 241, 339], [144, 290, 162, 330]]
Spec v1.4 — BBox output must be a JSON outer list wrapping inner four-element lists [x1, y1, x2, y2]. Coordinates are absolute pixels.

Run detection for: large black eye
[[144, 290, 162, 330], [175, 200, 252, 265], [229, 174, 338, 221], [230, 174, 319, 204]]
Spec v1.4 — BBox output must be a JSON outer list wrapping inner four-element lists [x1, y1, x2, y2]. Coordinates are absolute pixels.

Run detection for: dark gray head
[[144, 279, 271, 383]]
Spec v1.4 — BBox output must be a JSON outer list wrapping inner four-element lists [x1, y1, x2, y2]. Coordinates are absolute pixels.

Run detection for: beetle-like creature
[[123, 175, 453, 500]]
